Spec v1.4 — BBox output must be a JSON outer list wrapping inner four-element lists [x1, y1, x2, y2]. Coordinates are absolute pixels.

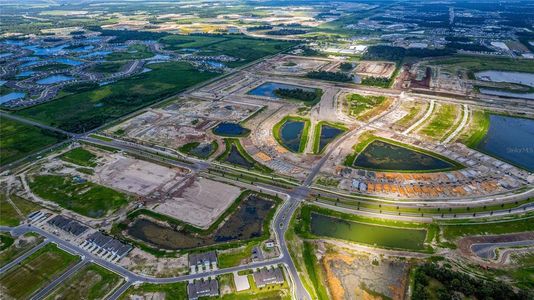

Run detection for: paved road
[[0, 240, 48, 274], [31, 259, 89, 300]]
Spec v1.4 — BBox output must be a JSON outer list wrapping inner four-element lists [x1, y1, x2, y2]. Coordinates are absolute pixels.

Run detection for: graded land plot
[[152, 177, 242, 229], [0, 193, 41, 226], [0, 233, 43, 268], [29, 174, 129, 218], [16, 62, 218, 133], [343, 93, 392, 121], [45, 263, 123, 300], [107, 99, 256, 149], [123, 192, 278, 251], [270, 56, 330, 75], [315, 242, 411, 300], [354, 61, 396, 78], [94, 151, 187, 197], [0, 243, 80, 299], [418, 103, 460, 140], [118, 282, 187, 300], [0, 117, 65, 166], [295, 205, 430, 251]]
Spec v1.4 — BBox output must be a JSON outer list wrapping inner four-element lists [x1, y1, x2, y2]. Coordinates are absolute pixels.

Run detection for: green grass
[[272, 115, 311, 153], [218, 242, 258, 268], [419, 103, 459, 140], [303, 242, 330, 300], [441, 215, 534, 241], [0, 233, 44, 268], [16, 62, 217, 133], [395, 102, 426, 128], [119, 282, 187, 300], [45, 263, 123, 300], [29, 175, 129, 218], [60, 147, 97, 167], [0, 117, 65, 165], [107, 44, 153, 61], [0, 233, 14, 251], [295, 205, 431, 252], [426, 55, 534, 74], [344, 93, 389, 121], [88, 62, 125, 74], [0, 193, 41, 226], [0, 243, 80, 299], [458, 110, 490, 148]]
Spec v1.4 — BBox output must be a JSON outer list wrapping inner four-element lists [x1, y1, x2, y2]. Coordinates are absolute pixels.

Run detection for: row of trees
[[306, 71, 353, 82], [274, 88, 319, 102]]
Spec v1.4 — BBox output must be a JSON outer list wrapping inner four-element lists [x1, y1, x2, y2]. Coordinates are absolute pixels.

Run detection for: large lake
[[477, 114, 534, 172]]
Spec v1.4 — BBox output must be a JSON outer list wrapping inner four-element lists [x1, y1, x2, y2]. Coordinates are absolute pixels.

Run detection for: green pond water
[[310, 213, 427, 250], [353, 140, 454, 171], [317, 124, 344, 153], [279, 120, 305, 152]]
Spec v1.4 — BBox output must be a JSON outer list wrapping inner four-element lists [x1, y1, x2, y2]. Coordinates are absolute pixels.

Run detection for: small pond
[[476, 114, 534, 172], [212, 122, 250, 137], [24, 44, 69, 56], [279, 120, 305, 152], [247, 82, 315, 98], [36, 74, 74, 85], [190, 142, 216, 158], [225, 144, 254, 169], [317, 124, 344, 153], [126, 195, 274, 250], [16, 71, 36, 78], [353, 140, 455, 171]]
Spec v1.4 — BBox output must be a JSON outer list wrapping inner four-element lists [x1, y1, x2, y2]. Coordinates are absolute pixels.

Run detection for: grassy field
[[272, 115, 311, 153], [419, 103, 459, 140], [0, 117, 65, 165], [107, 44, 153, 61], [218, 242, 258, 268], [0, 243, 80, 299], [395, 101, 427, 129], [118, 282, 187, 300], [160, 35, 296, 67], [29, 175, 129, 218], [344, 93, 390, 121], [88, 62, 125, 74], [441, 215, 534, 241], [16, 62, 217, 133], [295, 205, 430, 251], [302, 242, 330, 300], [0, 233, 44, 268], [0, 193, 41, 226], [426, 55, 534, 74], [45, 263, 123, 300], [60, 147, 97, 167], [457, 110, 490, 148]]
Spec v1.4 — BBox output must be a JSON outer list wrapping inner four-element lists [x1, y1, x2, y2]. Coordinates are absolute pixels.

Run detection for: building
[[187, 279, 219, 300], [253, 267, 285, 288], [82, 231, 132, 262], [189, 251, 217, 274], [47, 215, 88, 236]]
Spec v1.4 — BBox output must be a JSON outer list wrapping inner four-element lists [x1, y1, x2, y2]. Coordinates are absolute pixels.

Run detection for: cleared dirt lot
[[355, 61, 396, 78], [96, 152, 188, 197], [151, 177, 242, 229]]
